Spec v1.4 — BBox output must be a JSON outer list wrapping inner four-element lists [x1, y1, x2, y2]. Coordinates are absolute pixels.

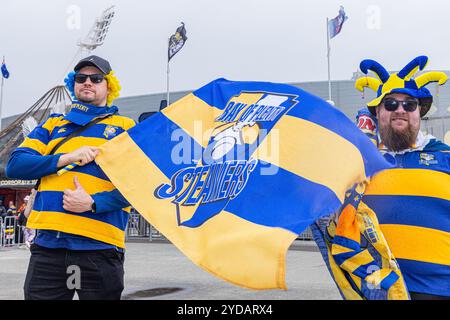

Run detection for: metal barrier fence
[[0, 216, 25, 248], [125, 213, 167, 242], [0, 213, 314, 247], [125, 212, 314, 242], [297, 227, 313, 241]]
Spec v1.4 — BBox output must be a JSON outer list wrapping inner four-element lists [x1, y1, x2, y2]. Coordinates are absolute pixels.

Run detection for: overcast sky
[[1, 0, 450, 118]]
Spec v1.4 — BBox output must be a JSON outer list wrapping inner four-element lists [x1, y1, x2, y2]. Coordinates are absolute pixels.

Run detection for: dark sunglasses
[[74, 73, 105, 84], [382, 98, 419, 112]]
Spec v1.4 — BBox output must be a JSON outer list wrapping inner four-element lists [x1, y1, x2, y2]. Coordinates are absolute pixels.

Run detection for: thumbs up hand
[[63, 176, 94, 213]]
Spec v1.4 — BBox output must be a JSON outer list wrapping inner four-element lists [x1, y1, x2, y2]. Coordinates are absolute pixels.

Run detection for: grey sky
[[1, 0, 450, 118]]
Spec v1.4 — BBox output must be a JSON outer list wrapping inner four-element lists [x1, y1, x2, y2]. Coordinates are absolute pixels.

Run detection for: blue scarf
[[64, 101, 118, 126]]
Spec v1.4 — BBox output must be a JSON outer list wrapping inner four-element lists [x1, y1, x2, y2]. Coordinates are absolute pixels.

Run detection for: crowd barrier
[[125, 212, 314, 242], [125, 213, 168, 242], [0, 216, 25, 248], [0, 212, 314, 248]]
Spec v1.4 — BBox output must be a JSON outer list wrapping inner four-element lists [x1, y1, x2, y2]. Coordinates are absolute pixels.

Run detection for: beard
[[77, 92, 96, 104], [379, 120, 418, 152], [78, 97, 95, 104]]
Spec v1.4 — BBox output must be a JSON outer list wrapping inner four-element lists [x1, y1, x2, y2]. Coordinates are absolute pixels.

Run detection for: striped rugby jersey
[[363, 136, 450, 297], [9, 104, 136, 248]]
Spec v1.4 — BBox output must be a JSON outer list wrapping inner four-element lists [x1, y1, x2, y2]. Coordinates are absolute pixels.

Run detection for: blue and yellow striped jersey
[[13, 110, 135, 248], [363, 141, 450, 297]]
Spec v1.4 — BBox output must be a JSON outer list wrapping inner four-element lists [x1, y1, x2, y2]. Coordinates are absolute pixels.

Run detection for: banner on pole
[[328, 6, 348, 39], [1, 61, 10, 79], [168, 22, 188, 61]]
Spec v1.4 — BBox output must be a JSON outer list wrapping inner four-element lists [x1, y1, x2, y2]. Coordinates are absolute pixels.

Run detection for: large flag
[[328, 6, 348, 39], [1, 60, 9, 79], [96, 79, 391, 290], [168, 22, 187, 61]]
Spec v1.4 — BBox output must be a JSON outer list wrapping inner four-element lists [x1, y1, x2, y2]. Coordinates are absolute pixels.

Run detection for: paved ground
[[0, 241, 341, 300]]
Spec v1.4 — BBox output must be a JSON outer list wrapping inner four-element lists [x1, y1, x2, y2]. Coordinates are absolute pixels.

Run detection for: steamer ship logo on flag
[[155, 92, 299, 228]]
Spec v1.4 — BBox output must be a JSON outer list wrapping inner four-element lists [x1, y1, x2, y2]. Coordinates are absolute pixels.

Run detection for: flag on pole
[[168, 22, 188, 61], [328, 6, 348, 39], [1, 60, 10, 79], [96, 78, 392, 290]]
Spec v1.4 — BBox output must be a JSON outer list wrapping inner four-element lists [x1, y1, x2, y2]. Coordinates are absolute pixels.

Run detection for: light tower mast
[[77, 6, 116, 55]]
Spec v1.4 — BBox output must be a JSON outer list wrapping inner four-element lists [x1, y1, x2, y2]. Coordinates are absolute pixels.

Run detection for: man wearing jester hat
[[354, 56, 450, 299], [6, 55, 135, 300]]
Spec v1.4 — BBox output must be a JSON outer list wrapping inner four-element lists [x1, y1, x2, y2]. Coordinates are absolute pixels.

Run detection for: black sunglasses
[[382, 98, 419, 112], [74, 73, 105, 84]]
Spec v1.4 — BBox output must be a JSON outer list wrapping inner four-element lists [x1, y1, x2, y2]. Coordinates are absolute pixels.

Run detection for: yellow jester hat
[[355, 56, 448, 117]]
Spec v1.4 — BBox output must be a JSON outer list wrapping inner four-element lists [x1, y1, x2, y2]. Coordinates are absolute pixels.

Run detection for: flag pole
[[166, 37, 171, 107], [326, 18, 332, 102], [0, 56, 5, 131]]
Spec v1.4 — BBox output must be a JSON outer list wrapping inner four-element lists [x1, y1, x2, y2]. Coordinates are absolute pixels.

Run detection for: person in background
[[0, 199, 7, 219], [18, 195, 34, 248], [7, 200, 17, 214], [4, 201, 17, 246]]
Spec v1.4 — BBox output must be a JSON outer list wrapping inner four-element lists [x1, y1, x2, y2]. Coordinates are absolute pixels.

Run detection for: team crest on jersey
[[155, 91, 299, 228], [419, 153, 438, 166], [103, 125, 119, 139]]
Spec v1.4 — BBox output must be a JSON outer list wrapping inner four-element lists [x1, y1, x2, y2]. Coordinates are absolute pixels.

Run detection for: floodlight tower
[[61, 6, 116, 80], [77, 5, 116, 55]]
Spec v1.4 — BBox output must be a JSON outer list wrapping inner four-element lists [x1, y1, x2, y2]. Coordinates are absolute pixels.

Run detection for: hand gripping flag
[[168, 22, 187, 61], [328, 6, 348, 39], [96, 79, 392, 290], [311, 185, 409, 300]]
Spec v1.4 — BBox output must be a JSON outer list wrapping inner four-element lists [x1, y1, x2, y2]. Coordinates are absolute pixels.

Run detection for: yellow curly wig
[[105, 71, 121, 106]]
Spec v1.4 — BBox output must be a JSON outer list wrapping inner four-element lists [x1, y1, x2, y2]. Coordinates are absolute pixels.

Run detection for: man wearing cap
[[354, 56, 450, 299], [6, 55, 135, 300]]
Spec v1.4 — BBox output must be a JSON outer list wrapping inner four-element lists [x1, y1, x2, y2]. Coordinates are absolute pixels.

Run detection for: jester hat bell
[[355, 56, 448, 117]]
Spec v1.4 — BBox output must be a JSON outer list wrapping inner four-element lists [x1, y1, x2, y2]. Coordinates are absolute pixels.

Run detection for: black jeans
[[24, 243, 124, 300]]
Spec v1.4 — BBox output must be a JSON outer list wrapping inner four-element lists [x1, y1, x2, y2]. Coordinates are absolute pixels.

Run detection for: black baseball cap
[[74, 55, 112, 75]]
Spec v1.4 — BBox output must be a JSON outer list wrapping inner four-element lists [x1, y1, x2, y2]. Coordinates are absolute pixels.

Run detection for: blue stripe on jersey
[[34, 191, 129, 230]]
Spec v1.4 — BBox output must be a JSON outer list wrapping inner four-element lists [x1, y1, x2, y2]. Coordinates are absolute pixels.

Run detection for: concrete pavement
[[0, 241, 341, 300]]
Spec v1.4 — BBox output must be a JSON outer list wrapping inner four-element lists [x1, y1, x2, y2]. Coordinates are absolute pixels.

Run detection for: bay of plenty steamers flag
[[96, 79, 392, 290]]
